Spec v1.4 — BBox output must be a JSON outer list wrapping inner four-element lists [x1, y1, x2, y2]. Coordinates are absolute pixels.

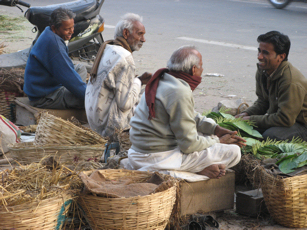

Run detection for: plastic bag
[[0, 115, 21, 154]]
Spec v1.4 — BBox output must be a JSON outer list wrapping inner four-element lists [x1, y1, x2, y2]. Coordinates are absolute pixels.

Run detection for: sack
[[0, 115, 21, 154]]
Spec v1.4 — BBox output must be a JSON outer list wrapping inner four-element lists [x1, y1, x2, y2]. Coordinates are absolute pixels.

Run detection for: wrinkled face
[[52, 18, 74, 41], [193, 51, 204, 77], [257, 42, 285, 75], [125, 21, 146, 52]]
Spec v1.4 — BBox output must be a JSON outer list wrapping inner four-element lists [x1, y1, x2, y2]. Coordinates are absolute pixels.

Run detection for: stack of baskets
[[78, 169, 178, 230], [260, 169, 307, 228], [9, 112, 108, 166]]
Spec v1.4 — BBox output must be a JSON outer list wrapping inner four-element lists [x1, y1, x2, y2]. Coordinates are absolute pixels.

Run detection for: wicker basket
[[0, 90, 21, 122], [117, 130, 132, 151], [0, 194, 72, 230], [0, 68, 25, 122], [35, 112, 107, 145], [78, 169, 177, 230], [260, 169, 307, 228], [8, 142, 104, 165]]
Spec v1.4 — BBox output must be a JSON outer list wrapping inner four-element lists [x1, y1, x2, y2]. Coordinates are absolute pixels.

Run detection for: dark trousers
[[29, 64, 87, 110], [258, 122, 307, 141]]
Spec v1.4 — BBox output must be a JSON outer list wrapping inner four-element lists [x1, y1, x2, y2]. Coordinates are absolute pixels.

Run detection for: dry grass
[[0, 156, 83, 208], [0, 42, 6, 55], [0, 15, 25, 32], [0, 68, 25, 93]]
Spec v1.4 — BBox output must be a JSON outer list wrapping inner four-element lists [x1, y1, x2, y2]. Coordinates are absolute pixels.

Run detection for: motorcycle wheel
[[268, 0, 292, 9]]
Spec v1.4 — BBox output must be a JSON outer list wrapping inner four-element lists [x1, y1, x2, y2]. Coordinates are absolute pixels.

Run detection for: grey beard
[[131, 42, 143, 52]]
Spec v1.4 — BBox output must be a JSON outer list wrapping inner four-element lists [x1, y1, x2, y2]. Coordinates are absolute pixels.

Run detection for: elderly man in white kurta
[[85, 13, 151, 140]]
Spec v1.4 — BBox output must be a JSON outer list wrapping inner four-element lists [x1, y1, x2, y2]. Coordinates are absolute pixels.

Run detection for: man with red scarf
[[127, 46, 245, 181]]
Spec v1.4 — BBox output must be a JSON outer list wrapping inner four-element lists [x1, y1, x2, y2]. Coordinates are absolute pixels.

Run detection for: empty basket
[[34, 112, 107, 146]]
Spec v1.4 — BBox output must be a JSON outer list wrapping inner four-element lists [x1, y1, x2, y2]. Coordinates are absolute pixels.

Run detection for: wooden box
[[180, 169, 235, 216]]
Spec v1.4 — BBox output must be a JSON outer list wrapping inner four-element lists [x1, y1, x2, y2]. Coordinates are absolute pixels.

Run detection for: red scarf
[[145, 68, 202, 119]]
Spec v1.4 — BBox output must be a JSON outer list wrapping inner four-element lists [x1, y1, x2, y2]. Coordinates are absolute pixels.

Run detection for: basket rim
[[261, 167, 307, 182], [80, 169, 178, 198], [0, 193, 74, 213], [79, 183, 177, 200], [8, 142, 105, 151]]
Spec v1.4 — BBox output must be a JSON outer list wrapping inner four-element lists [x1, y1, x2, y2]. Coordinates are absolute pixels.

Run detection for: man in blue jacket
[[24, 7, 87, 109]]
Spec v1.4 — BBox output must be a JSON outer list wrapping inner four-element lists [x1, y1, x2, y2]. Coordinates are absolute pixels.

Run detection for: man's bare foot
[[197, 164, 226, 179]]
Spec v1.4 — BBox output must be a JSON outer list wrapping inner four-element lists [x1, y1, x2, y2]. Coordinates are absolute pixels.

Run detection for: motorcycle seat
[[25, 0, 97, 32]]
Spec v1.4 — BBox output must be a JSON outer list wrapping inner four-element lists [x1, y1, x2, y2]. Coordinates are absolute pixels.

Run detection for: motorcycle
[[0, 0, 105, 69], [268, 0, 292, 9]]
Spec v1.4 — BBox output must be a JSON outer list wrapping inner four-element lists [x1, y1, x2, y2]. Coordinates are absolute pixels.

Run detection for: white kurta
[[85, 44, 141, 140]]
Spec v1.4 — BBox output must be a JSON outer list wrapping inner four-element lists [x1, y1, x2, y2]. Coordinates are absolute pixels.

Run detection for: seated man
[[24, 8, 87, 110], [236, 31, 307, 141], [85, 13, 151, 140], [127, 46, 245, 180]]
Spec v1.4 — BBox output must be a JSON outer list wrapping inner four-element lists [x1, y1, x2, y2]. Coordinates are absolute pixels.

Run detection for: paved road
[[2, 0, 307, 112]]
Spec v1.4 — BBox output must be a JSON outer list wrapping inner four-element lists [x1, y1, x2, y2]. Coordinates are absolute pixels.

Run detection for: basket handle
[[237, 102, 249, 115]]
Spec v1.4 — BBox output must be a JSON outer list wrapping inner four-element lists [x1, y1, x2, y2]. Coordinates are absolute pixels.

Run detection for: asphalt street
[[2, 0, 307, 112]]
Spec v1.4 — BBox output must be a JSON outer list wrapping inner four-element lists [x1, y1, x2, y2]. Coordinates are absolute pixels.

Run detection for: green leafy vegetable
[[204, 110, 307, 174]]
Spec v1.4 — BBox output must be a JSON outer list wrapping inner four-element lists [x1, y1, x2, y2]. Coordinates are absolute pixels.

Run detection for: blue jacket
[[24, 26, 86, 101]]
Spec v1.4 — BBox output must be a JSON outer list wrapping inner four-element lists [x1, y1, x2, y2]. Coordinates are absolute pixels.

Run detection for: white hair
[[167, 45, 200, 74], [114, 13, 143, 39]]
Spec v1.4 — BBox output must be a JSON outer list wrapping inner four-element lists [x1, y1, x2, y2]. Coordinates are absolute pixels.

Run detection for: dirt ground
[[1, 9, 306, 230]]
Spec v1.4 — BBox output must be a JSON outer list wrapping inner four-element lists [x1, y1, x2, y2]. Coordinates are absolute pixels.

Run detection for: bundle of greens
[[204, 110, 307, 174], [204, 110, 262, 140], [250, 139, 307, 174]]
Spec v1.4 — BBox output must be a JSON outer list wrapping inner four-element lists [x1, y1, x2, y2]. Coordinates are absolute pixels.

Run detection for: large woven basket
[[0, 194, 72, 230], [78, 169, 177, 230], [35, 112, 107, 145], [8, 142, 105, 165], [260, 169, 307, 228]]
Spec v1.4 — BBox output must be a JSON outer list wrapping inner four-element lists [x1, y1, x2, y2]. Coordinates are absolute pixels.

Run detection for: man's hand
[[214, 125, 246, 147], [138, 72, 152, 85], [214, 125, 236, 137], [235, 112, 248, 118], [241, 116, 250, 121], [219, 133, 246, 148]]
